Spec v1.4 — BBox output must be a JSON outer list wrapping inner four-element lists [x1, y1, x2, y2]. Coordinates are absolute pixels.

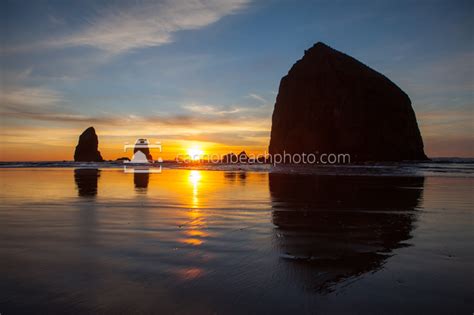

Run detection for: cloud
[[183, 104, 242, 115], [171, 130, 270, 146], [182, 99, 274, 120], [0, 110, 271, 159], [7, 0, 250, 55], [0, 89, 270, 132], [0, 86, 63, 111], [247, 93, 268, 104], [0, 85, 118, 125]]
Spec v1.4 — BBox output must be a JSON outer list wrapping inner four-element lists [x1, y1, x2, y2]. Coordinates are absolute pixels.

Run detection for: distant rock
[[221, 151, 251, 163], [269, 42, 428, 162], [74, 127, 104, 162], [116, 157, 130, 162], [222, 153, 237, 163], [238, 151, 249, 163]]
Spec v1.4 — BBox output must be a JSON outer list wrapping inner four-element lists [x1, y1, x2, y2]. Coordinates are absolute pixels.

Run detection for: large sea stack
[[74, 127, 104, 162], [269, 42, 427, 162]]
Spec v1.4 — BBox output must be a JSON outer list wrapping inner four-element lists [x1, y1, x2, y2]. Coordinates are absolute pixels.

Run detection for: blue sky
[[1, 0, 473, 160]]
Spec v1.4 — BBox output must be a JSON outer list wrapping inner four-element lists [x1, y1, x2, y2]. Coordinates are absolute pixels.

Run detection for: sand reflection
[[189, 170, 201, 208], [180, 207, 206, 246], [177, 170, 209, 247], [223, 171, 247, 184]]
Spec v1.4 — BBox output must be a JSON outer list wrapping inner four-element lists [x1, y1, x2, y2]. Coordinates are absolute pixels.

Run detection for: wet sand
[[0, 168, 472, 314]]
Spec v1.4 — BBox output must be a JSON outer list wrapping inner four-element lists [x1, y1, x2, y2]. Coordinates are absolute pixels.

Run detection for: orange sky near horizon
[[0, 138, 270, 162], [0, 119, 473, 161], [0, 129, 270, 161], [0, 115, 273, 161]]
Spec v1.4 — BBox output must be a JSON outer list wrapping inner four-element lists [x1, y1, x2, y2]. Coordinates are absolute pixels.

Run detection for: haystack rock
[[74, 127, 104, 162], [269, 42, 428, 162]]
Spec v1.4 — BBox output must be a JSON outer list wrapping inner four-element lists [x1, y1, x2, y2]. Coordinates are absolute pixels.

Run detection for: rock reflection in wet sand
[[74, 169, 100, 197], [270, 173, 424, 292]]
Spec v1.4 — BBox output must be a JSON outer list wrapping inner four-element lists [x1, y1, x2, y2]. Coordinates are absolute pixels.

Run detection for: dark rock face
[[237, 151, 249, 163], [116, 157, 130, 162], [222, 153, 237, 163], [269, 42, 428, 162], [74, 127, 104, 162]]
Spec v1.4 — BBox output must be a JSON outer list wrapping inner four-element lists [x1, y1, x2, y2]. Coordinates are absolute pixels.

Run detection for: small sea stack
[[269, 42, 428, 162], [74, 127, 104, 162]]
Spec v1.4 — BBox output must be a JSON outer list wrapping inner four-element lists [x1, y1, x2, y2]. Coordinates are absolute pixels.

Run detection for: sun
[[187, 146, 204, 160]]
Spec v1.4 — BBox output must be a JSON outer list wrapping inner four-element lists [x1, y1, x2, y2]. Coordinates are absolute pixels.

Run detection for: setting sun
[[187, 146, 204, 160]]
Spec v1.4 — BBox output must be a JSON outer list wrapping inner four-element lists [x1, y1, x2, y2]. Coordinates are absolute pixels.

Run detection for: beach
[[2, 0, 473, 313], [0, 165, 472, 314]]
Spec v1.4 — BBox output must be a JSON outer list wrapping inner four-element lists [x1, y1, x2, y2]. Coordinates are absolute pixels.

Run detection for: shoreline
[[0, 160, 473, 178]]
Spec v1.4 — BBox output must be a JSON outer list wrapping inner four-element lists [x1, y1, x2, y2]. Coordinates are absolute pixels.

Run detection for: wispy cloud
[[0, 85, 269, 133], [247, 93, 268, 104], [0, 86, 63, 110], [0, 85, 113, 124], [7, 0, 250, 55], [182, 98, 273, 119], [183, 104, 242, 115]]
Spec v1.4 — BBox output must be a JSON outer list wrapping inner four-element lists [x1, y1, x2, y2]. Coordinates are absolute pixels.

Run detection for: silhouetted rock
[[222, 153, 237, 163], [116, 157, 130, 162], [269, 42, 428, 162], [74, 127, 103, 162], [237, 151, 249, 163]]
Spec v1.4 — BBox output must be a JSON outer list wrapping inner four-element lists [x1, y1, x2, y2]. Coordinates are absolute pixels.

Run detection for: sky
[[1, 0, 473, 161]]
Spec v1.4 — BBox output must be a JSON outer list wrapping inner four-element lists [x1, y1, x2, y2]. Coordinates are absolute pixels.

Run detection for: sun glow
[[187, 146, 204, 160]]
